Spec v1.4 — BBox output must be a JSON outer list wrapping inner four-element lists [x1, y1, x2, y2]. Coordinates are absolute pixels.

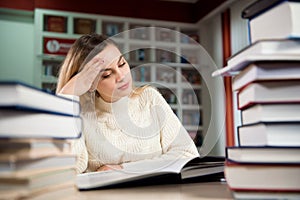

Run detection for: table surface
[[67, 181, 233, 200]]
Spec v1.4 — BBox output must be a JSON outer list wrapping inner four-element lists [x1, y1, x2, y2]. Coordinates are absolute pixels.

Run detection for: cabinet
[[34, 9, 203, 146]]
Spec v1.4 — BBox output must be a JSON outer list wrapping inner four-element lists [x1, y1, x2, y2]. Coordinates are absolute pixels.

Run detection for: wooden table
[[69, 181, 233, 200]]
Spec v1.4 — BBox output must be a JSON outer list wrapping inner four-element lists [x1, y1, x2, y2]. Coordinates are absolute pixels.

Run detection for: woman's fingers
[[96, 165, 123, 172], [60, 56, 105, 96], [79, 56, 105, 91]]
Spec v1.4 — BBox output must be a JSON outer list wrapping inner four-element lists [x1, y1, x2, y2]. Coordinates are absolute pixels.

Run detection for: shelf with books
[[155, 27, 176, 43], [129, 24, 151, 40], [43, 14, 68, 33], [73, 17, 97, 35], [102, 21, 125, 38], [128, 47, 152, 62], [180, 28, 199, 44]]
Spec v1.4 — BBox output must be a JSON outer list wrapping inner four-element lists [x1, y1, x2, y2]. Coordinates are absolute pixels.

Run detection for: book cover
[[0, 108, 82, 139], [0, 168, 75, 199], [226, 146, 300, 164], [232, 190, 300, 200], [0, 138, 71, 161], [237, 122, 300, 147], [0, 81, 80, 117], [247, 1, 300, 43], [74, 18, 96, 34], [44, 15, 67, 33], [232, 61, 300, 91], [237, 80, 300, 110], [76, 156, 224, 190], [212, 39, 300, 77], [225, 162, 300, 191], [241, 103, 300, 125], [0, 155, 76, 176], [242, 0, 298, 19]]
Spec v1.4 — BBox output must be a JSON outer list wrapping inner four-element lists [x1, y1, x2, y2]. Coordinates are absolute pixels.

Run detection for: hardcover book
[[0, 139, 71, 161], [238, 122, 300, 147], [237, 80, 300, 110], [232, 62, 300, 91], [0, 81, 80, 117], [76, 156, 225, 190], [246, 1, 300, 43], [0, 108, 82, 139], [225, 162, 300, 191], [226, 146, 300, 164], [241, 103, 300, 125], [212, 39, 300, 77]]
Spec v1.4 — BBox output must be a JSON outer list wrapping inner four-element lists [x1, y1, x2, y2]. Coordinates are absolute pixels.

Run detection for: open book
[[76, 156, 224, 190]]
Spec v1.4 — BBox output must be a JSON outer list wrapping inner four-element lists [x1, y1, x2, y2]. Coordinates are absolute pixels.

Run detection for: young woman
[[56, 33, 199, 173]]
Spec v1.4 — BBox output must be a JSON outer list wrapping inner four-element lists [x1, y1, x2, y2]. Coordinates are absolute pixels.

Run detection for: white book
[[249, 1, 300, 43], [226, 147, 300, 164], [241, 103, 300, 125], [0, 81, 80, 116], [212, 39, 300, 77], [233, 190, 300, 200], [232, 62, 300, 91], [0, 139, 72, 161], [0, 109, 82, 139], [0, 168, 75, 192], [237, 80, 300, 110], [76, 156, 225, 190], [0, 155, 76, 176], [225, 164, 300, 191], [238, 122, 300, 147]]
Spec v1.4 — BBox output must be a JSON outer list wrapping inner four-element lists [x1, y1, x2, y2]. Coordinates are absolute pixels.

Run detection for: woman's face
[[95, 44, 132, 102]]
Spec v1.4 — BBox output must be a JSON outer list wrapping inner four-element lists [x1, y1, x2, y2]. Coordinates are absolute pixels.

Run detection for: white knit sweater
[[72, 87, 199, 173]]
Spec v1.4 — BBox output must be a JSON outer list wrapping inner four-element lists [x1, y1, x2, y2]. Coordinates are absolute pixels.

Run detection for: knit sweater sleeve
[[71, 132, 88, 173], [122, 87, 199, 169], [57, 93, 89, 173]]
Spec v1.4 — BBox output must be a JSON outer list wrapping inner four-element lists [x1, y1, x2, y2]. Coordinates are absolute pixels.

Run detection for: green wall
[[0, 10, 35, 85]]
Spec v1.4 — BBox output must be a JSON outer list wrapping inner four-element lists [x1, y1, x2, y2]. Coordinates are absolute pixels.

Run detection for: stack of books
[[213, 0, 300, 199], [0, 81, 82, 199]]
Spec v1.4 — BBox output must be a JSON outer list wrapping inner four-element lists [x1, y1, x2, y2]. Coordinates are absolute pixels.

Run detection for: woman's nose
[[116, 69, 125, 82]]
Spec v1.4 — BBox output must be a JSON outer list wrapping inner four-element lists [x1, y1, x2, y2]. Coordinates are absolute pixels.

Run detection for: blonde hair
[[56, 33, 117, 94], [56, 33, 149, 100]]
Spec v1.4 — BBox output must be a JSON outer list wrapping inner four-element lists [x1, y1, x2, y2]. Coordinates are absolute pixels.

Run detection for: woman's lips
[[118, 82, 130, 90]]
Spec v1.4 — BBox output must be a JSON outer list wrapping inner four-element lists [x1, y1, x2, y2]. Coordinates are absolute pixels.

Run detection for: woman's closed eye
[[101, 70, 112, 79], [118, 60, 126, 68]]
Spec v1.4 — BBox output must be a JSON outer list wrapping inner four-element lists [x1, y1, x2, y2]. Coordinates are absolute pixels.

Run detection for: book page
[[76, 157, 194, 189]]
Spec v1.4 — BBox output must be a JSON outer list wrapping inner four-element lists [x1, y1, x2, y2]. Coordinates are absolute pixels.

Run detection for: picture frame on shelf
[[136, 49, 145, 61], [74, 18, 96, 34], [129, 24, 150, 40], [156, 66, 176, 83], [128, 48, 150, 62], [44, 15, 67, 33], [156, 28, 175, 42], [180, 30, 199, 44], [181, 69, 201, 85], [102, 22, 123, 37], [182, 110, 201, 126], [131, 65, 151, 82], [158, 88, 177, 104], [156, 49, 175, 63]]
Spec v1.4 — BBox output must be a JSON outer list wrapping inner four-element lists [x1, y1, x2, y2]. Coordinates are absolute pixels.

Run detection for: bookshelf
[[34, 9, 203, 145]]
